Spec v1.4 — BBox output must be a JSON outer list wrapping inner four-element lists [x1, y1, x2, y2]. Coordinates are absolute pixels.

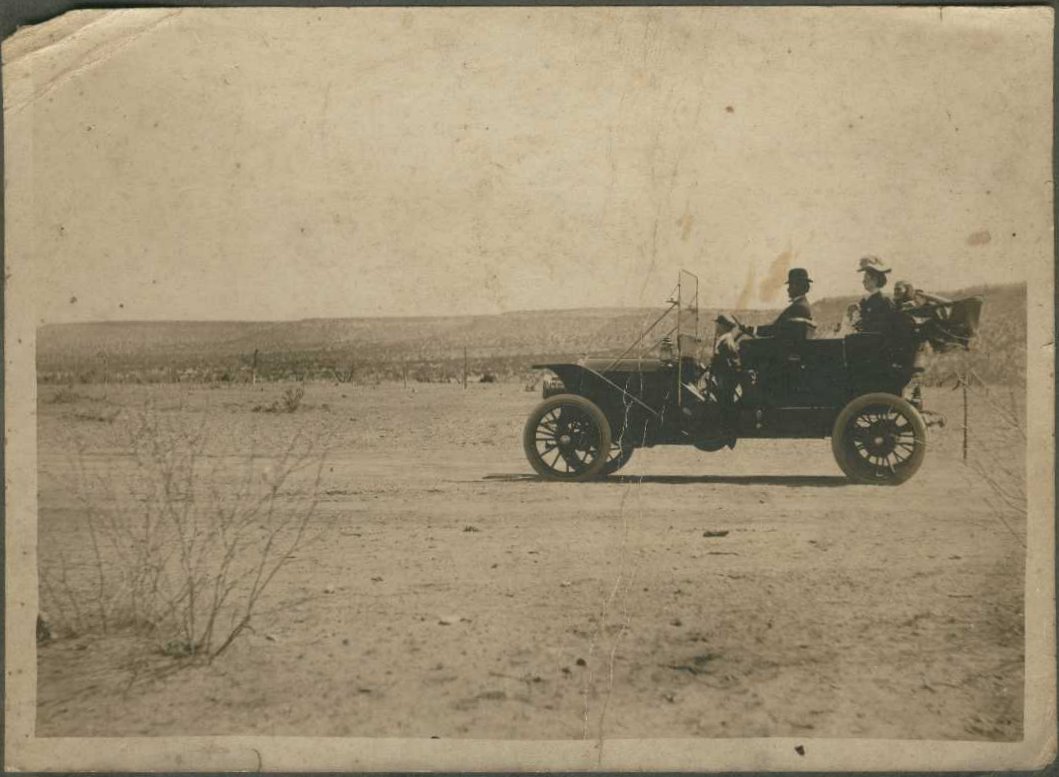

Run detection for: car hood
[[581, 357, 666, 373]]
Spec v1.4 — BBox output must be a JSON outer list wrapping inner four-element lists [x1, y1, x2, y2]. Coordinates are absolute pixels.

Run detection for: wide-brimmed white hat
[[857, 255, 891, 274]]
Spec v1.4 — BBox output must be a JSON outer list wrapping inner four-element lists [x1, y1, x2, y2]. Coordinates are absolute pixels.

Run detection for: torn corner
[[4, 8, 180, 66], [3, 10, 114, 66], [2, 8, 182, 115]]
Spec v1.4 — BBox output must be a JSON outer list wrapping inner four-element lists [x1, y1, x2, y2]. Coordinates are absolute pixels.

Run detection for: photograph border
[[2, 1, 1055, 771]]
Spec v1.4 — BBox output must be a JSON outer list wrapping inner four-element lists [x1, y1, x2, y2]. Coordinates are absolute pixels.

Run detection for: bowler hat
[[785, 268, 812, 285], [857, 255, 891, 274]]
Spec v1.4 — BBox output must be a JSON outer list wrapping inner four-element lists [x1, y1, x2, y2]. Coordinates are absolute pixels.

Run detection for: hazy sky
[[4, 6, 1053, 322]]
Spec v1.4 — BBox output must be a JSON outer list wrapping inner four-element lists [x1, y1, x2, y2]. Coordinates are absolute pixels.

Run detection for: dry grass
[[962, 377, 1026, 545]]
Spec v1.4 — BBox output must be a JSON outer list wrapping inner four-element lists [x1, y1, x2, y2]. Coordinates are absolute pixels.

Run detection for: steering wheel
[[716, 313, 744, 332]]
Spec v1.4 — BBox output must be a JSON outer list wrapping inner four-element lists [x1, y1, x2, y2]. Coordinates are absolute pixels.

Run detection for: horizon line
[[37, 280, 1024, 328]]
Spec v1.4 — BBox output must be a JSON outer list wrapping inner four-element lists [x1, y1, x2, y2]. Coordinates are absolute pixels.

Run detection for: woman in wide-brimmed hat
[[854, 255, 896, 333]]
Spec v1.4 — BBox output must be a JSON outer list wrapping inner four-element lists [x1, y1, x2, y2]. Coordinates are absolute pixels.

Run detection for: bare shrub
[[39, 405, 330, 659], [282, 385, 305, 413], [45, 386, 84, 404], [960, 372, 1025, 544], [70, 407, 120, 424], [252, 385, 306, 414]]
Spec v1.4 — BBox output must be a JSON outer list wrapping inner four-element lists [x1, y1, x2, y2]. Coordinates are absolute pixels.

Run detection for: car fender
[[531, 363, 662, 418]]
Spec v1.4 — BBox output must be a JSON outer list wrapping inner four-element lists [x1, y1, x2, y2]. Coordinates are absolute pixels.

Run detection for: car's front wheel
[[523, 394, 613, 481], [831, 392, 927, 485]]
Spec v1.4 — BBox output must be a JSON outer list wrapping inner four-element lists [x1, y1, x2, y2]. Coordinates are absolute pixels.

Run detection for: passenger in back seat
[[854, 256, 896, 334]]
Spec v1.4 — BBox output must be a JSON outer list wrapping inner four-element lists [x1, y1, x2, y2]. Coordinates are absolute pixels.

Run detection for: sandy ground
[[35, 381, 1025, 740]]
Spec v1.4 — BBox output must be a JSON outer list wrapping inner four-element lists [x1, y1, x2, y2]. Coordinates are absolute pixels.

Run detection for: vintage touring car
[[524, 271, 981, 485]]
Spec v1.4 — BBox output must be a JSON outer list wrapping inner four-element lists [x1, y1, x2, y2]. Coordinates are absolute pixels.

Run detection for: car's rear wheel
[[832, 392, 926, 485], [523, 394, 613, 481], [600, 443, 635, 476]]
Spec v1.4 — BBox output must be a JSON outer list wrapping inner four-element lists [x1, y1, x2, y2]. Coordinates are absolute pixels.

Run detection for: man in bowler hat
[[747, 267, 815, 339]]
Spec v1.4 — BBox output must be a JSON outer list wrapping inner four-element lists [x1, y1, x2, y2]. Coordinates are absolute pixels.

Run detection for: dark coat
[[856, 291, 896, 334], [755, 295, 814, 339]]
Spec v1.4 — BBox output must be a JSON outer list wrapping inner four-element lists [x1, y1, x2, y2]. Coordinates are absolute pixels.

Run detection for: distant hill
[[37, 283, 1025, 386]]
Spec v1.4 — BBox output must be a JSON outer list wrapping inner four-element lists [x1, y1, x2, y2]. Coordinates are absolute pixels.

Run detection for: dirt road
[[36, 382, 1025, 740]]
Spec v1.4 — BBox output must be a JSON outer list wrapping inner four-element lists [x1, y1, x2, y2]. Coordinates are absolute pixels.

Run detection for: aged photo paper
[[3, 5, 1055, 772]]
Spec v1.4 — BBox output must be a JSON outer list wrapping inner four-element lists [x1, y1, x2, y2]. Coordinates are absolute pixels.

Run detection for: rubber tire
[[831, 392, 927, 485], [600, 445, 635, 476], [523, 394, 613, 482]]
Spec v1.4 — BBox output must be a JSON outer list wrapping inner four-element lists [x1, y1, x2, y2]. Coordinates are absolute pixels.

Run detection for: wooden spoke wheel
[[599, 443, 635, 476], [832, 393, 927, 485], [523, 394, 613, 481]]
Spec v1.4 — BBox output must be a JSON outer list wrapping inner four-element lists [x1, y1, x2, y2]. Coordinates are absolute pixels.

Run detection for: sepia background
[[4, 5, 1054, 771]]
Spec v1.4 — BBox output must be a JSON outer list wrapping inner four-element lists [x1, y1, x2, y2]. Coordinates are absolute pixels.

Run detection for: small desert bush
[[45, 386, 84, 404], [252, 385, 306, 414], [40, 405, 330, 659], [282, 385, 305, 412], [70, 408, 121, 424]]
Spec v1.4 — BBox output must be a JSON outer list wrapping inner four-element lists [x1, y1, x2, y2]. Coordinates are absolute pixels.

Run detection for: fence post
[[463, 347, 468, 389], [950, 370, 970, 464], [251, 348, 259, 385], [962, 378, 968, 463]]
